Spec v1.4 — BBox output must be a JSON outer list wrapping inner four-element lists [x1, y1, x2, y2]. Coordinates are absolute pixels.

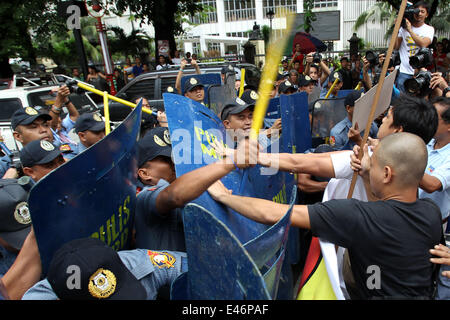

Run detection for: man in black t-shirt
[[207, 132, 442, 299]]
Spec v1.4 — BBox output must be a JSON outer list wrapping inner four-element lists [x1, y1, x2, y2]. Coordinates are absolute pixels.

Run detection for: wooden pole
[[346, 0, 408, 199]]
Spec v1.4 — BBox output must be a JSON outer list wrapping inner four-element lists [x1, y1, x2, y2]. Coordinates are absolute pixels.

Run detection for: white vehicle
[[0, 75, 98, 152]]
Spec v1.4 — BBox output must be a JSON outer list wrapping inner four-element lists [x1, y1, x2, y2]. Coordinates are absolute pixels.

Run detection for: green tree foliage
[[302, 0, 317, 33], [105, 0, 203, 57]]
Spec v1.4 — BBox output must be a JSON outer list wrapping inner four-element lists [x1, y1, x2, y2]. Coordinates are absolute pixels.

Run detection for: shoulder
[[22, 279, 58, 300], [330, 119, 348, 134]]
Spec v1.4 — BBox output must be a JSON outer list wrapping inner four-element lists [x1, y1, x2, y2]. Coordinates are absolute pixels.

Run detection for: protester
[[208, 132, 442, 299], [86, 64, 108, 92], [170, 50, 182, 65], [395, 1, 435, 92], [338, 56, 353, 90]]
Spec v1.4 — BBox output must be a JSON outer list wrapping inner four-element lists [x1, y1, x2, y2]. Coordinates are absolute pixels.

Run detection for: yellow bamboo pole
[[77, 82, 153, 115], [103, 91, 111, 135], [325, 78, 339, 99], [250, 10, 295, 141], [239, 68, 246, 97]]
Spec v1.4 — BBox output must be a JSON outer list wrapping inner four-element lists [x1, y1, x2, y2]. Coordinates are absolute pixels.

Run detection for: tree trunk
[[152, 0, 179, 59], [0, 57, 14, 79]]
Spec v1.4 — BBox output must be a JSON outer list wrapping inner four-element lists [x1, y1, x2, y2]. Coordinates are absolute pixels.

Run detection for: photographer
[[304, 51, 331, 88], [394, 1, 434, 93]]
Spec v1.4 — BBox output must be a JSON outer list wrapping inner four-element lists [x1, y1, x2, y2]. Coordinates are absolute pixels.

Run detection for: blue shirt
[[22, 249, 187, 300], [330, 117, 379, 150], [418, 139, 450, 219], [135, 179, 186, 252], [0, 155, 11, 178]]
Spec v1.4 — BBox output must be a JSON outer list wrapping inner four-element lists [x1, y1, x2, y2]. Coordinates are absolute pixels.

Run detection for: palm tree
[[107, 26, 154, 61], [353, 0, 449, 40]]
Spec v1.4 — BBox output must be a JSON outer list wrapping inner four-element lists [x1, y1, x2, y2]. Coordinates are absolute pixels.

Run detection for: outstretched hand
[[430, 244, 450, 279], [207, 180, 232, 202]]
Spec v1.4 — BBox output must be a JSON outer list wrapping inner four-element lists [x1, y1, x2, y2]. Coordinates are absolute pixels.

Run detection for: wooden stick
[[346, 0, 408, 199]]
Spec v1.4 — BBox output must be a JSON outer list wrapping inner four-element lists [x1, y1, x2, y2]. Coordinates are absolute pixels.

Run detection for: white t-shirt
[[398, 24, 434, 75]]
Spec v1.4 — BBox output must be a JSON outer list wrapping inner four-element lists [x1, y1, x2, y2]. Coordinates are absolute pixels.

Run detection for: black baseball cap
[[344, 90, 363, 107], [221, 64, 235, 75], [220, 97, 254, 121], [11, 107, 52, 130], [74, 113, 105, 133], [278, 80, 298, 94], [47, 238, 147, 300], [298, 74, 313, 87], [240, 90, 259, 105], [137, 127, 172, 168], [328, 71, 343, 84], [0, 179, 32, 251], [184, 77, 204, 93], [20, 139, 62, 168]]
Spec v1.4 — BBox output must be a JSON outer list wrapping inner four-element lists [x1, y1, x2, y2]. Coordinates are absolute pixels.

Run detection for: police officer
[[22, 237, 188, 300], [278, 80, 298, 96], [20, 139, 65, 182], [319, 71, 343, 98], [329, 90, 378, 150], [71, 112, 106, 158], [183, 77, 205, 104], [0, 178, 31, 276], [135, 127, 251, 252], [11, 107, 53, 148]]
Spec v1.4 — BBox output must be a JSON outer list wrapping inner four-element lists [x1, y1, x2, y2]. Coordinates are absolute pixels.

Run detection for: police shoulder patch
[[147, 250, 176, 269], [60, 144, 72, 152]]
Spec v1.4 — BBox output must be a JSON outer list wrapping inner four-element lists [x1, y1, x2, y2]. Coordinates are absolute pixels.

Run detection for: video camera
[[402, 4, 420, 28], [404, 70, 432, 97], [409, 48, 433, 69], [63, 79, 86, 95], [365, 50, 400, 69]]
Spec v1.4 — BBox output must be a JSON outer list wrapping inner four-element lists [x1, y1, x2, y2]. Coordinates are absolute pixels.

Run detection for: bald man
[[208, 132, 442, 299]]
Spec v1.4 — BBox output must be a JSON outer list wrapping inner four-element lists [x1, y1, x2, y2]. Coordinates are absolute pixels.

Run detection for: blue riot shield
[[164, 93, 297, 298], [28, 102, 142, 275], [337, 88, 364, 98], [279, 91, 312, 155], [264, 97, 281, 129], [171, 203, 272, 300]]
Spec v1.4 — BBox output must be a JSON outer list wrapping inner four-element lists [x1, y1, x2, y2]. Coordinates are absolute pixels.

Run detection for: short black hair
[[431, 96, 450, 124], [414, 1, 430, 13], [391, 94, 438, 144]]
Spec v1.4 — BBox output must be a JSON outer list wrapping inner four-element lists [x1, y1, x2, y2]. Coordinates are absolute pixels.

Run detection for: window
[[263, 0, 297, 17], [190, 0, 218, 24], [224, 0, 256, 22], [313, 0, 338, 8], [0, 99, 22, 121]]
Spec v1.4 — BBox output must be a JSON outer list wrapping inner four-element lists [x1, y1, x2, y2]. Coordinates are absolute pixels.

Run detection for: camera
[[313, 52, 322, 64], [389, 51, 401, 68], [365, 51, 378, 68], [409, 48, 433, 69], [64, 79, 85, 94], [402, 5, 420, 28], [404, 70, 432, 97]]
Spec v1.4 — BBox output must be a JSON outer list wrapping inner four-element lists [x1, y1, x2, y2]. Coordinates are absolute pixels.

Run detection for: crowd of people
[[0, 0, 449, 301]]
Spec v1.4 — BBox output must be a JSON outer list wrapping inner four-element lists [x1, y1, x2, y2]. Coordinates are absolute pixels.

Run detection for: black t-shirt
[[308, 198, 442, 299]]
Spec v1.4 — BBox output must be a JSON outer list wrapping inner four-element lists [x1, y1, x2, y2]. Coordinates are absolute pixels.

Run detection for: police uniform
[[134, 128, 186, 252], [22, 238, 188, 300], [330, 117, 378, 150], [135, 179, 186, 252], [329, 90, 379, 150]]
